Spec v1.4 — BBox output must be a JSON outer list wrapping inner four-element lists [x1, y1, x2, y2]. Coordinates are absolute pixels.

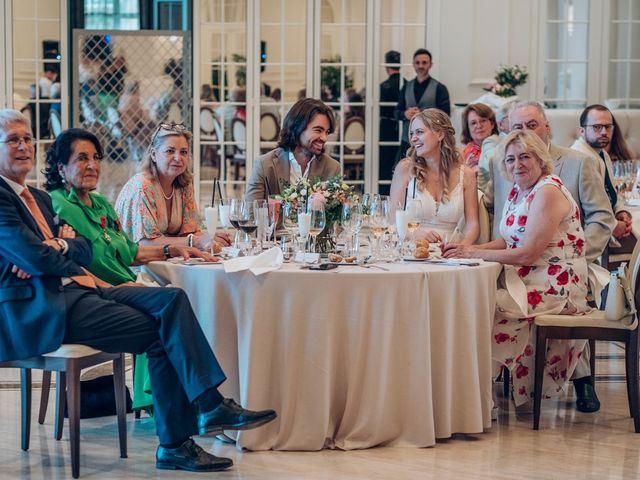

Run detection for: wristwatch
[[163, 244, 171, 259], [55, 237, 69, 255]]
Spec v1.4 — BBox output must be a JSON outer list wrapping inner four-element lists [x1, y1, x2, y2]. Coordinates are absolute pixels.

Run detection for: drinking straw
[[216, 177, 224, 205]]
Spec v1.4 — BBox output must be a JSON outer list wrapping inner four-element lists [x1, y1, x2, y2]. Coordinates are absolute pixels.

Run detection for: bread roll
[[414, 246, 429, 259]]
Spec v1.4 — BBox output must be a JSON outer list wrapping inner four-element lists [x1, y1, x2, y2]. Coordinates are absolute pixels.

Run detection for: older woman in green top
[[44, 128, 218, 413]]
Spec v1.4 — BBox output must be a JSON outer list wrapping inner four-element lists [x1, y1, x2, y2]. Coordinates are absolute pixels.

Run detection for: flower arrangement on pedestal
[[484, 64, 529, 98]]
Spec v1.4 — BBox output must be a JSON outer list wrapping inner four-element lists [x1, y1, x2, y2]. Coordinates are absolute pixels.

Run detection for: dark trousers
[[62, 285, 226, 444]]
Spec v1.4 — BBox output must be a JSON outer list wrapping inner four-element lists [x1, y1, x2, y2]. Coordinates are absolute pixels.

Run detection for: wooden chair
[[532, 240, 640, 432], [342, 116, 365, 181], [0, 345, 128, 478]]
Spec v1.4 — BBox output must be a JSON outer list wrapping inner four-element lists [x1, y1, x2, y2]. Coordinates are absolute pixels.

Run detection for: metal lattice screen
[[73, 30, 192, 202]]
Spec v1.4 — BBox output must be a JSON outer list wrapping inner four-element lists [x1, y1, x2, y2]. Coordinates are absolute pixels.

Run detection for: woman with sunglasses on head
[[44, 128, 219, 414], [116, 122, 230, 250]]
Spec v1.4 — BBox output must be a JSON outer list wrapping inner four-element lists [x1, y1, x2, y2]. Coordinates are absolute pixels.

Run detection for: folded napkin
[[223, 246, 284, 275]]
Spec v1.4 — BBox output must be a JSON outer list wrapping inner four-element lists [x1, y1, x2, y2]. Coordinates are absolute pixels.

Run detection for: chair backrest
[[49, 109, 62, 138], [260, 112, 280, 142], [476, 191, 491, 244], [200, 107, 217, 138], [231, 117, 246, 154], [343, 116, 365, 154]]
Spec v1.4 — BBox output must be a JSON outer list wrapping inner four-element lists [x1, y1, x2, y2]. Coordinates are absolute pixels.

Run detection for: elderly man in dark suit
[[0, 109, 276, 473], [484, 101, 616, 414], [245, 97, 341, 201]]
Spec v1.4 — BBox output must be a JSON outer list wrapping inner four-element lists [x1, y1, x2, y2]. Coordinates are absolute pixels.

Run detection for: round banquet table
[[143, 259, 502, 451]]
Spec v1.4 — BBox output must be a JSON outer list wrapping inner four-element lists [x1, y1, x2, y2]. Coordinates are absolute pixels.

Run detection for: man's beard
[[587, 137, 610, 149]]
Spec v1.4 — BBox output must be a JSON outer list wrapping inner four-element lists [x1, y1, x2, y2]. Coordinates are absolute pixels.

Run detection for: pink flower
[[518, 266, 532, 277], [517, 215, 528, 226], [524, 345, 534, 356], [505, 214, 515, 226], [308, 192, 326, 211], [547, 265, 562, 276]]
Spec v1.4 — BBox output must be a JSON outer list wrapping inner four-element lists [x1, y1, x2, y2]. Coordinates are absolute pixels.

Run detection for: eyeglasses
[[584, 124, 614, 133], [1, 136, 34, 148]]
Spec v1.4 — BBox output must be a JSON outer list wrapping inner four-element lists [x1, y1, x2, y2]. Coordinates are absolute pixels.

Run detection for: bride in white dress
[[389, 108, 479, 244]]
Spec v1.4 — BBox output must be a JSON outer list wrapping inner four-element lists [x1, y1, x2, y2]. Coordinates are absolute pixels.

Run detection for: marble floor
[[1, 343, 639, 479]]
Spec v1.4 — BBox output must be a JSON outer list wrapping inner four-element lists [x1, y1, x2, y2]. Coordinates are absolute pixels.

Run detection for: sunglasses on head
[[151, 123, 188, 143]]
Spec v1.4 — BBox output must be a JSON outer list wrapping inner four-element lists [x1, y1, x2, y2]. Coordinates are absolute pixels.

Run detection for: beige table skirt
[[144, 261, 501, 451]]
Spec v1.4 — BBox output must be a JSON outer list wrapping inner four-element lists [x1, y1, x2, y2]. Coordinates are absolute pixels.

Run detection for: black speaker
[[260, 41, 267, 73]]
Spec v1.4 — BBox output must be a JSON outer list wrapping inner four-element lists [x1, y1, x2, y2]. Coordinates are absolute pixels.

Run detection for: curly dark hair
[[43, 128, 103, 191], [277, 98, 335, 151]]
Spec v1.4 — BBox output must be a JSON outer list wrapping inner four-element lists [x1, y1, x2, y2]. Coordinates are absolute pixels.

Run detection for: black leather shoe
[[198, 398, 277, 436], [156, 438, 233, 472], [575, 381, 601, 413]]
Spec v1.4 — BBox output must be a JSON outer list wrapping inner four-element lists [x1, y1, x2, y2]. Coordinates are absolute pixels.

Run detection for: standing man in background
[[379, 50, 403, 194], [394, 48, 451, 163]]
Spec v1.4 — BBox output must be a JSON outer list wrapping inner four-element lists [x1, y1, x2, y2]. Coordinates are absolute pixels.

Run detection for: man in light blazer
[[485, 101, 615, 415], [570, 104, 632, 240], [245, 97, 341, 201], [0, 109, 276, 473]]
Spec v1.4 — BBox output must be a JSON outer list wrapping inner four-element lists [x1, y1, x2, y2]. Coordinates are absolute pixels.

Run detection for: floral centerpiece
[[484, 64, 528, 98], [276, 175, 359, 251]]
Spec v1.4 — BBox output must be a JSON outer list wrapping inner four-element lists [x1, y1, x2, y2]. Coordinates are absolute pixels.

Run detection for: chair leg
[[503, 367, 510, 399], [625, 331, 640, 432], [38, 370, 51, 424], [533, 327, 547, 430], [113, 354, 128, 458], [132, 353, 140, 419], [589, 339, 596, 384], [55, 371, 66, 440], [20, 368, 32, 451], [66, 364, 81, 479]]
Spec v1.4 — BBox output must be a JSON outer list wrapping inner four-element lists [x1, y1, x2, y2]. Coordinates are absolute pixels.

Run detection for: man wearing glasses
[[0, 109, 276, 473], [571, 104, 632, 239]]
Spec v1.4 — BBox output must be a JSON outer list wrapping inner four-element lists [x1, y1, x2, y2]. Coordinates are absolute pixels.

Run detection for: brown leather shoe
[[198, 398, 277, 436], [156, 438, 233, 472]]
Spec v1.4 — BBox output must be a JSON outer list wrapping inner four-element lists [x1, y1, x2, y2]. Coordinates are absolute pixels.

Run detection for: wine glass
[[282, 200, 300, 242], [369, 196, 390, 260], [229, 198, 244, 248], [254, 200, 276, 250], [406, 198, 423, 238], [307, 197, 326, 254]]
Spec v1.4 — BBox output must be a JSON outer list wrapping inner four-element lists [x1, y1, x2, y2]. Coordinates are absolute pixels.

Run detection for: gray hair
[[509, 100, 548, 125], [0, 109, 31, 133], [495, 100, 517, 124]]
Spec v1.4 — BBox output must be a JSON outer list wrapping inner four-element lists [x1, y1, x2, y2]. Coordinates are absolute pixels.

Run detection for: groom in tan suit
[[485, 100, 615, 414], [245, 98, 341, 201]]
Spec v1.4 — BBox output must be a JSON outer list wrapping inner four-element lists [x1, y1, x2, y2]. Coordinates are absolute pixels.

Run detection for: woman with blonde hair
[[443, 130, 593, 408], [116, 122, 229, 249], [389, 108, 479, 244]]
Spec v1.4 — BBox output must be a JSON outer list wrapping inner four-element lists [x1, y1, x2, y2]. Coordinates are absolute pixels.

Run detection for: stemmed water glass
[[204, 202, 219, 254], [341, 202, 363, 256], [254, 200, 277, 250], [395, 202, 410, 259]]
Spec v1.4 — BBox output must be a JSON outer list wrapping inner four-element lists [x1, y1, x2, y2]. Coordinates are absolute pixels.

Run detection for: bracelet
[[163, 244, 171, 259], [187, 233, 194, 248]]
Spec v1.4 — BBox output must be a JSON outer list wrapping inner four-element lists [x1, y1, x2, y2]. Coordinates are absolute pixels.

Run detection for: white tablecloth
[[144, 260, 501, 451]]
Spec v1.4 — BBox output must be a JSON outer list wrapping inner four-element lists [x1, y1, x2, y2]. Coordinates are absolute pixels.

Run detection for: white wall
[[434, 0, 537, 104]]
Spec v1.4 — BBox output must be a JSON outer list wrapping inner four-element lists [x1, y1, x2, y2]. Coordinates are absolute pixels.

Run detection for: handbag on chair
[[605, 263, 636, 323]]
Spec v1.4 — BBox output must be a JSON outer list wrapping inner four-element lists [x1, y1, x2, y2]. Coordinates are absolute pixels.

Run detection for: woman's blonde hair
[[140, 123, 193, 188], [407, 108, 461, 203], [497, 129, 554, 182]]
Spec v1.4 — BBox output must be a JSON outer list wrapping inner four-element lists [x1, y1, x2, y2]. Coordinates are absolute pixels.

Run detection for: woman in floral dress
[[443, 129, 590, 406]]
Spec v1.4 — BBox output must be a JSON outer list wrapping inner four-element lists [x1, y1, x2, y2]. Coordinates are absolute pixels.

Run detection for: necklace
[[161, 186, 175, 200]]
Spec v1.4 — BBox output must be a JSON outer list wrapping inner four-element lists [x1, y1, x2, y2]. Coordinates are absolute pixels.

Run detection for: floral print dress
[[494, 175, 590, 406]]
